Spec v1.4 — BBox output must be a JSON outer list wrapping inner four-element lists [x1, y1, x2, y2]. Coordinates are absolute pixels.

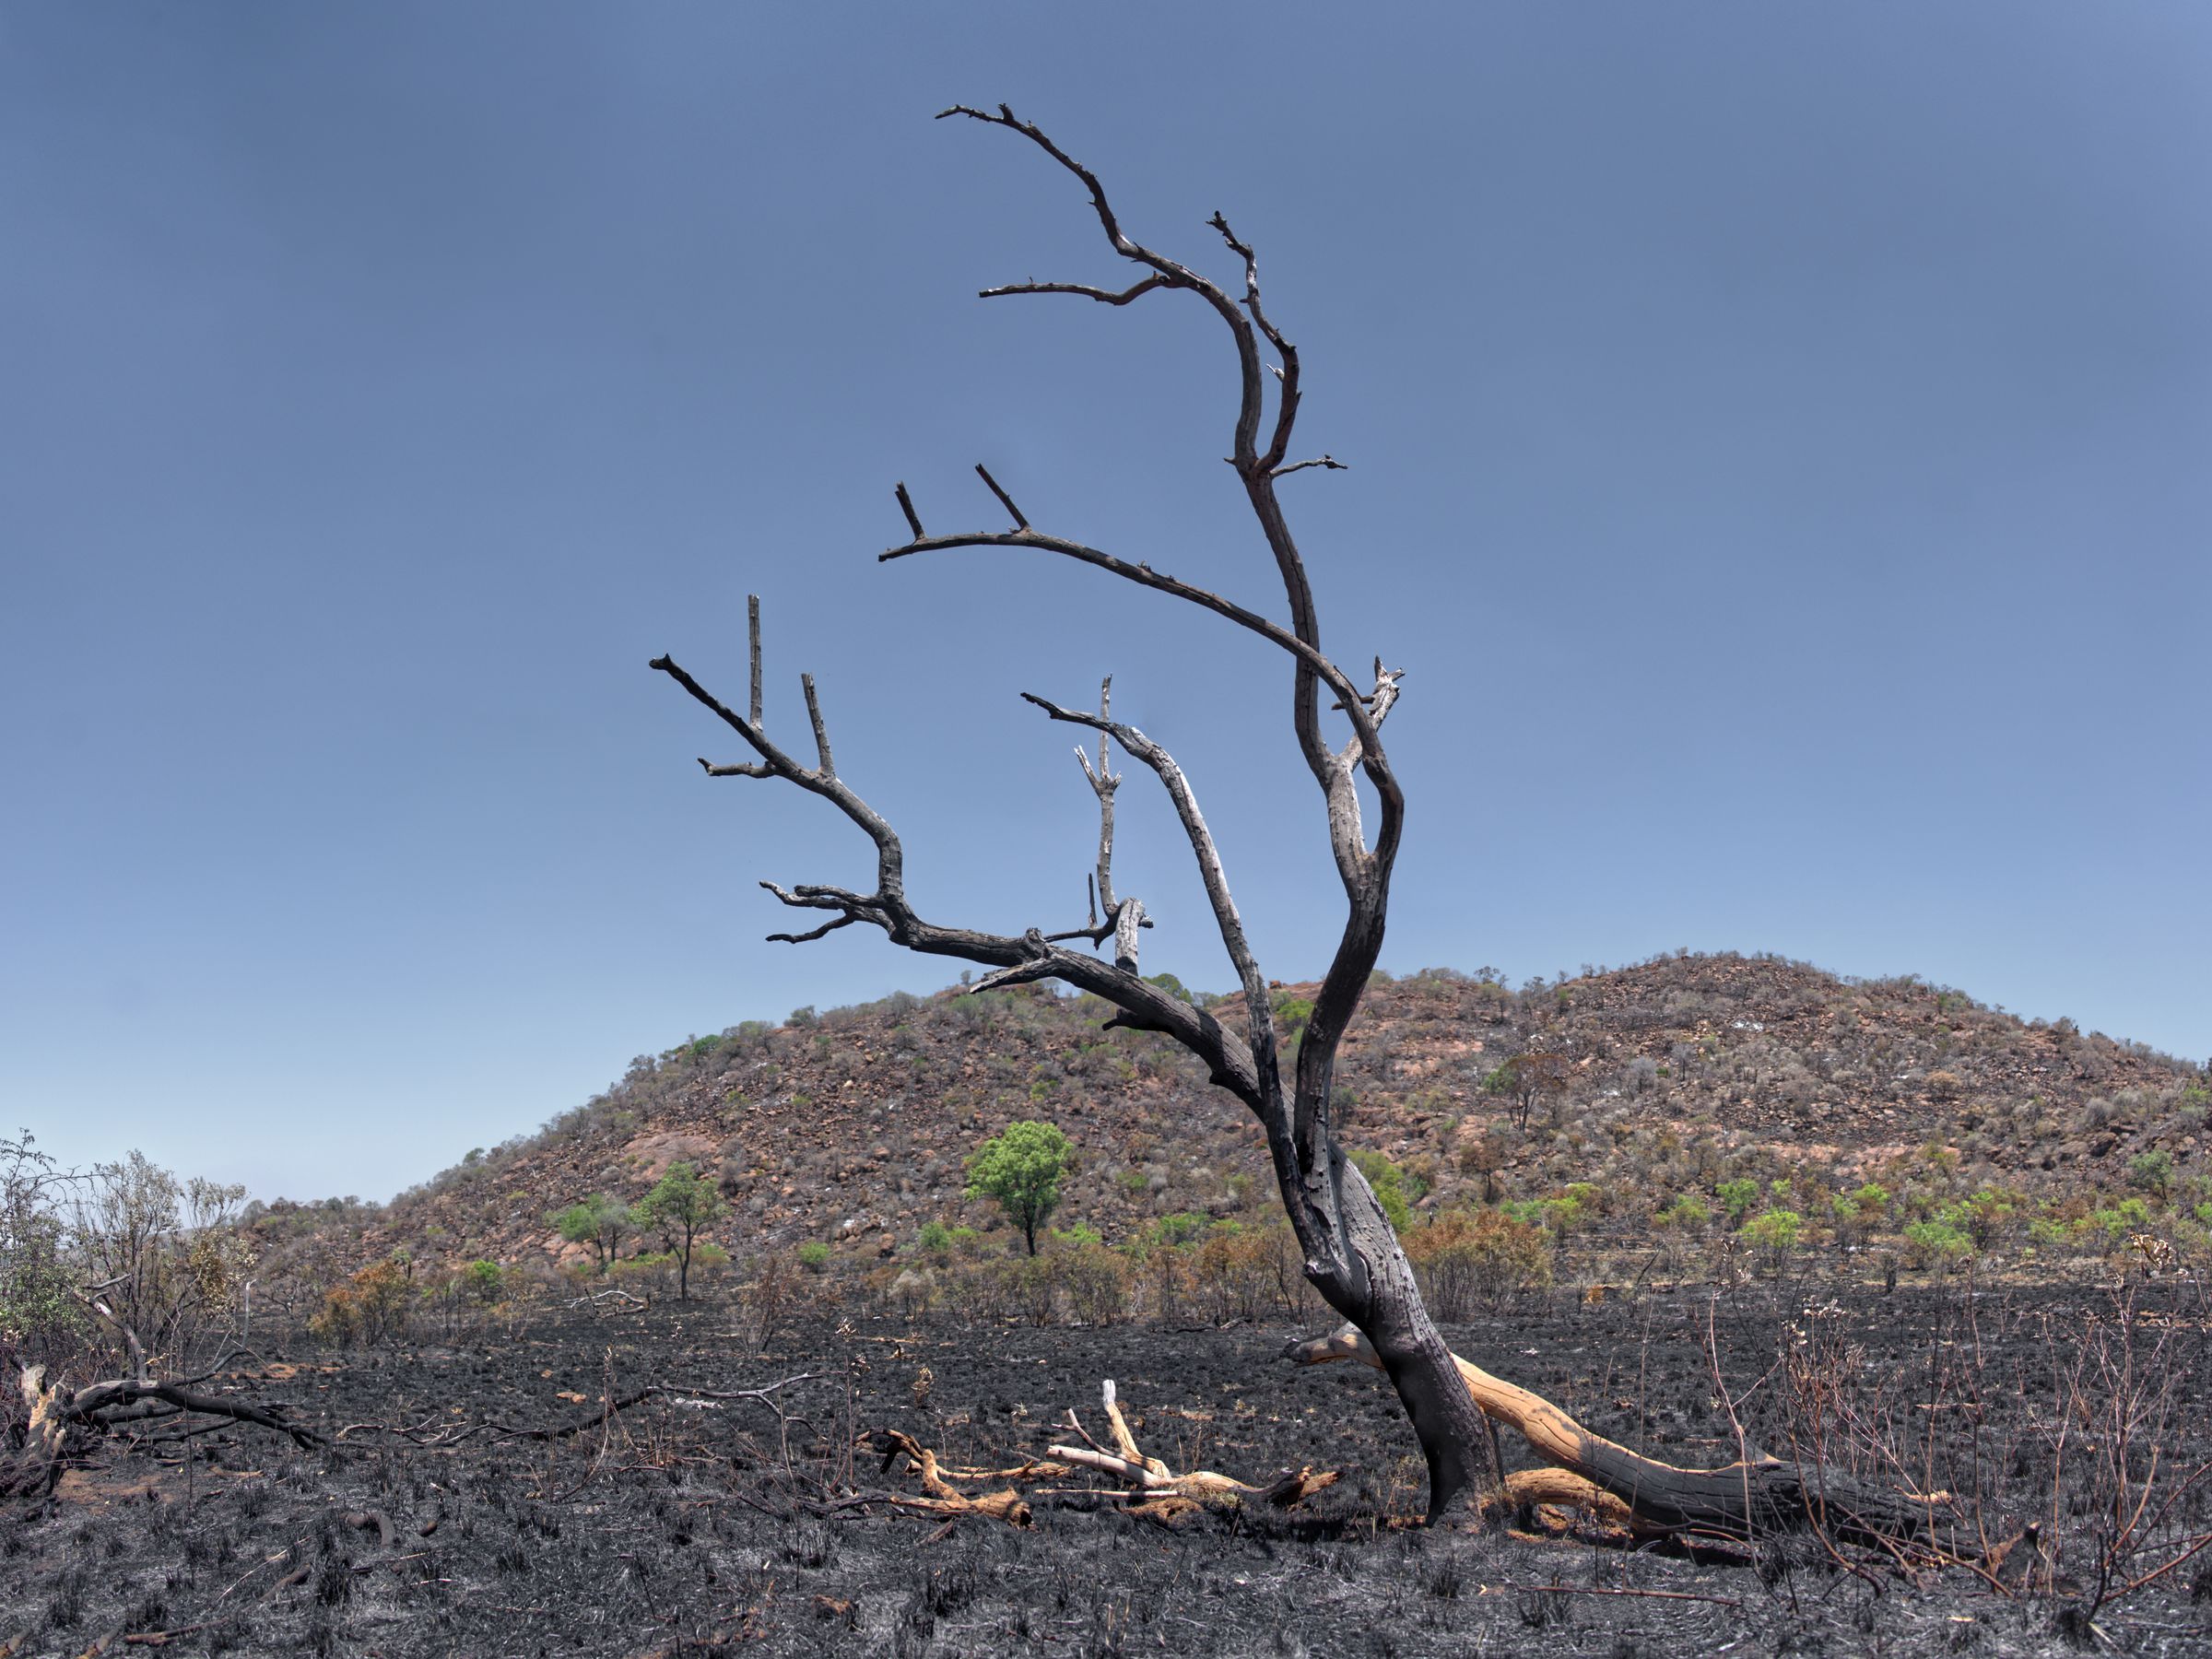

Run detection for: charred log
[[1288, 1324, 1981, 1552]]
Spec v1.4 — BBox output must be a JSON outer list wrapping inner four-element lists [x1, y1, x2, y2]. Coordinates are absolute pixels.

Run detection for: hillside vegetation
[[237, 952, 2209, 1320]]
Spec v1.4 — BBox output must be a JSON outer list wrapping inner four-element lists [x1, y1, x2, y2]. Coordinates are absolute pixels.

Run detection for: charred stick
[[894, 482, 924, 542], [972, 464, 1030, 530]]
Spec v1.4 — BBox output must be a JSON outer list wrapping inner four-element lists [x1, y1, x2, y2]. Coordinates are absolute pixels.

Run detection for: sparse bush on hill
[[310, 1256, 413, 1347], [237, 950, 2204, 1322], [549, 1194, 629, 1272], [633, 1160, 725, 1300], [1402, 1206, 1551, 1317]]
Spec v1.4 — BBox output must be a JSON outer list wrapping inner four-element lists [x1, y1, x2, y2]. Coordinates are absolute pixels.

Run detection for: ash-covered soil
[[5, 1285, 2209, 1656]]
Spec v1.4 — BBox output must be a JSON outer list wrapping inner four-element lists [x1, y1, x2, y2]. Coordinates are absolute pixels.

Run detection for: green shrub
[[796, 1241, 830, 1273], [1657, 1194, 1710, 1230], [1143, 1213, 1210, 1249], [1742, 1208, 1803, 1268], [2028, 1216, 2075, 1253], [2127, 1149, 2174, 1200], [917, 1218, 953, 1254], [1716, 1179, 1760, 1224], [1902, 1219, 1974, 1267], [463, 1260, 504, 1304], [1347, 1149, 1412, 1232], [2090, 1197, 2152, 1239]]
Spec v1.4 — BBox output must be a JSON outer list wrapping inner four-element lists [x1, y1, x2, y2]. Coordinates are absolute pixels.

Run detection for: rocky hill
[[246, 953, 2207, 1288]]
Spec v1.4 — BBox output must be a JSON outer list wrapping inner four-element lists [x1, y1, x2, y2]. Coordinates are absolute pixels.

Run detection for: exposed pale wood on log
[[1287, 1324, 1979, 1548], [1044, 1380, 1338, 1517]]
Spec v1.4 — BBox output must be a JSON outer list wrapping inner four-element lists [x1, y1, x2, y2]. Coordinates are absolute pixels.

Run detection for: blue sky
[[4, 4, 2206, 1202]]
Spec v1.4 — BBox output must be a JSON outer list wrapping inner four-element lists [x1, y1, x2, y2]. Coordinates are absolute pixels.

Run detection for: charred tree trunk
[[644, 107, 1936, 1540]]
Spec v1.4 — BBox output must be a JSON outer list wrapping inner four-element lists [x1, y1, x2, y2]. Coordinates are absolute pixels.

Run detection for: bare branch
[[1207, 211, 1302, 474], [1021, 691, 1284, 1125], [967, 946, 1063, 995], [656, 628, 1255, 1103], [1112, 897, 1146, 975], [1335, 663, 1406, 771], [700, 758, 772, 778], [747, 594, 763, 727], [1076, 676, 1120, 913], [767, 913, 860, 946], [651, 641, 903, 905], [972, 463, 1030, 530], [1275, 455, 1347, 478], [881, 527, 1388, 767], [937, 104, 1269, 466], [980, 276, 1171, 306], [894, 482, 924, 542], [800, 673, 835, 778], [1041, 910, 1152, 947]]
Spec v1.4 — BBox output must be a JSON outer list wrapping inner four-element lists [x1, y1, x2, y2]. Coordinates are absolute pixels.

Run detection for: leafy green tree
[[965, 1121, 1074, 1255], [1902, 1218, 1974, 1268], [634, 1161, 726, 1300], [549, 1194, 629, 1273]]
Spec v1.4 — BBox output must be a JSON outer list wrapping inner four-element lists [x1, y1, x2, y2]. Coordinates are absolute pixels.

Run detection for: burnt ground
[[5, 1284, 2211, 1656]]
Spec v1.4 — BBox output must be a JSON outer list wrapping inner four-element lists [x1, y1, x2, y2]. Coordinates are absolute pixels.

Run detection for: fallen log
[[1286, 1324, 1972, 1551], [4, 1363, 323, 1500], [868, 1380, 1339, 1530], [1043, 1379, 1340, 1524], [865, 1429, 1033, 1525]]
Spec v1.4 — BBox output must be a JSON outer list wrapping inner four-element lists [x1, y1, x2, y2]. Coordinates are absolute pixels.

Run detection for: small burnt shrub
[[1516, 1589, 1567, 1630], [46, 1563, 87, 1629], [310, 1257, 413, 1347], [920, 1551, 981, 1618], [782, 1521, 836, 1570], [1403, 1206, 1552, 1317]]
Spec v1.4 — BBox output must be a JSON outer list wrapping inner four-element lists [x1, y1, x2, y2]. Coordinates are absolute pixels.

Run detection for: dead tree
[[649, 107, 1961, 1545]]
